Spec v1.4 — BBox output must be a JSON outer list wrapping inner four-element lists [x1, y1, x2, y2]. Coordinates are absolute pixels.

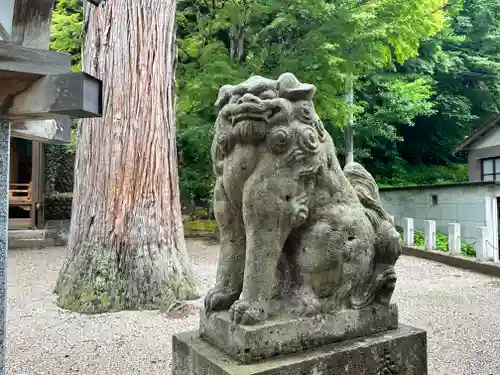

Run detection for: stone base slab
[[199, 304, 398, 363], [172, 324, 427, 375]]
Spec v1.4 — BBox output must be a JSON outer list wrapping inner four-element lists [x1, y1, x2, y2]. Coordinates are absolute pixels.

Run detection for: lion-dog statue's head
[[211, 73, 329, 176]]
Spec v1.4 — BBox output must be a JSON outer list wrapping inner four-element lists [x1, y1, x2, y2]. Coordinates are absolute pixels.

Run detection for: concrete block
[[476, 226, 488, 262], [402, 246, 500, 278], [424, 220, 436, 250], [403, 218, 414, 247], [172, 325, 428, 375], [448, 223, 461, 256]]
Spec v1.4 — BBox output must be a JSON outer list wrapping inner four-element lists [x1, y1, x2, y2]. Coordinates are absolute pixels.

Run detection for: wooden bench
[[8, 183, 33, 229], [8, 183, 32, 209]]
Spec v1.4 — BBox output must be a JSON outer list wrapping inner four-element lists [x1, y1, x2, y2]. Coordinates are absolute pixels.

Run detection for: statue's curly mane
[[212, 73, 327, 158]]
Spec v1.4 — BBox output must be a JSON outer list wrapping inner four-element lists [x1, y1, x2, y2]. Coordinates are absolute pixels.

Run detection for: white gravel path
[[6, 239, 500, 375]]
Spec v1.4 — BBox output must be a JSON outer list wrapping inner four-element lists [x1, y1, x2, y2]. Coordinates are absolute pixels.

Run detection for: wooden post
[[11, 0, 54, 49], [38, 142, 45, 229], [0, 3, 102, 373], [6, 1, 98, 231], [11, 119, 72, 143], [3, 72, 102, 120], [31, 141, 43, 229], [11, 0, 54, 232]]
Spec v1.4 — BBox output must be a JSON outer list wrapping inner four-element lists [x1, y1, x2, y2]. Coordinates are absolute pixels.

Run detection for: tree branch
[[178, 43, 196, 60]]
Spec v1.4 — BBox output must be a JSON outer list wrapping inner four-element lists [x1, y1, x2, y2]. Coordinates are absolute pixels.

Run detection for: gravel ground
[[6, 239, 500, 375]]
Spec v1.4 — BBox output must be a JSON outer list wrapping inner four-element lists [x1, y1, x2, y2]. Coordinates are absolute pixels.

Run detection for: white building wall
[[379, 184, 499, 250], [470, 126, 500, 150], [0, 1, 15, 41]]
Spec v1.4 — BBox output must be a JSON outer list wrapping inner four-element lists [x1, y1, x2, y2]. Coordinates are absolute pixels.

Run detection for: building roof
[[379, 180, 500, 192], [453, 113, 500, 155]]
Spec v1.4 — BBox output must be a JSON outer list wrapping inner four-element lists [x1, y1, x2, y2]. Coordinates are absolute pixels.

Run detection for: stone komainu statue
[[205, 73, 402, 325]]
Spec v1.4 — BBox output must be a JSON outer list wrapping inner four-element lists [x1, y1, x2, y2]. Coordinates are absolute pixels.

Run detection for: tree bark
[[54, 0, 198, 313]]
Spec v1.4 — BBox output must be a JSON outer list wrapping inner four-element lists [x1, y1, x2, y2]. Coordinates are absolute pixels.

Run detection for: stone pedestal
[[199, 304, 398, 363], [172, 324, 427, 375]]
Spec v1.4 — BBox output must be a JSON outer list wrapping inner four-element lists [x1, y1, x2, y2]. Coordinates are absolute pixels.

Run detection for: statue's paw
[[204, 288, 240, 313], [290, 295, 321, 317], [229, 300, 268, 325], [289, 284, 321, 317]]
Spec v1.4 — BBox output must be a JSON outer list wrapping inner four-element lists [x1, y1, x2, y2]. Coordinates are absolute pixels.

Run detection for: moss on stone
[[192, 207, 211, 220], [55, 242, 199, 314], [184, 220, 217, 235]]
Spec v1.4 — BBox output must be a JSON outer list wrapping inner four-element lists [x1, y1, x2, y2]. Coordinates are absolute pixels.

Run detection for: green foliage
[[414, 230, 476, 257], [177, 124, 215, 202], [50, 0, 83, 71], [175, 0, 449, 201], [184, 220, 218, 236], [50, 0, 500, 203], [50, 1, 82, 157], [395, 0, 500, 168], [45, 194, 73, 221], [377, 163, 468, 187]]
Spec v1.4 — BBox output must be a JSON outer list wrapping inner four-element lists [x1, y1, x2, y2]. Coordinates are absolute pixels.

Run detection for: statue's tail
[[343, 162, 390, 231], [343, 162, 401, 308]]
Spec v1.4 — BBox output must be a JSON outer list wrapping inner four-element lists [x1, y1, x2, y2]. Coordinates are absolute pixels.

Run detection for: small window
[[482, 157, 500, 181], [483, 159, 494, 174], [431, 195, 438, 205]]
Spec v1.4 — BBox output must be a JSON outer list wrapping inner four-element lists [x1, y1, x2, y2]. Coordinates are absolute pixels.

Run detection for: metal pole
[[0, 120, 10, 375], [345, 75, 355, 165]]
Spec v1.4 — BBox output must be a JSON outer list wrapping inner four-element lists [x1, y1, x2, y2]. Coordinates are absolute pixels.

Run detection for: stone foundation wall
[[44, 219, 71, 246]]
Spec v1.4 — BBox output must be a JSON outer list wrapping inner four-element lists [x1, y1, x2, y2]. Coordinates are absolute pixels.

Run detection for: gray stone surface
[[5, 242, 500, 374], [205, 73, 402, 327], [173, 324, 427, 375], [0, 121, 9, 374], [7, 221, 70, 250], [200, 304, 398, 363], [44, 219, 71, 244], [8, 229, 63, 250]]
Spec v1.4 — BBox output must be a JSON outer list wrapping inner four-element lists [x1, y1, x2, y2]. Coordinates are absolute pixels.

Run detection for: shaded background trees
[[50, 0, 500, 206]]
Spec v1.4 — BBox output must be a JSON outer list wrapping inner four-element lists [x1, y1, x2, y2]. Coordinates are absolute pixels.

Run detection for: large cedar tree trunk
[[54, 0, 198, 313]]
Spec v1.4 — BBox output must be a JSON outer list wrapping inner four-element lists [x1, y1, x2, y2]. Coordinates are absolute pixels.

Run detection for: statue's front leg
[[204, 179, 246, 313], [229, 169, 298, 325]]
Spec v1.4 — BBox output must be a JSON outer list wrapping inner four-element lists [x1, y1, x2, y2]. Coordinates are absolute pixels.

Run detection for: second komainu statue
[[204, 72, 402, 326]]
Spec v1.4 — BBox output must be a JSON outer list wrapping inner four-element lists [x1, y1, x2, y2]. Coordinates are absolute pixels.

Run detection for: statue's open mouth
[[230, 105, 282, 127], [231, 112, 268, 126]]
